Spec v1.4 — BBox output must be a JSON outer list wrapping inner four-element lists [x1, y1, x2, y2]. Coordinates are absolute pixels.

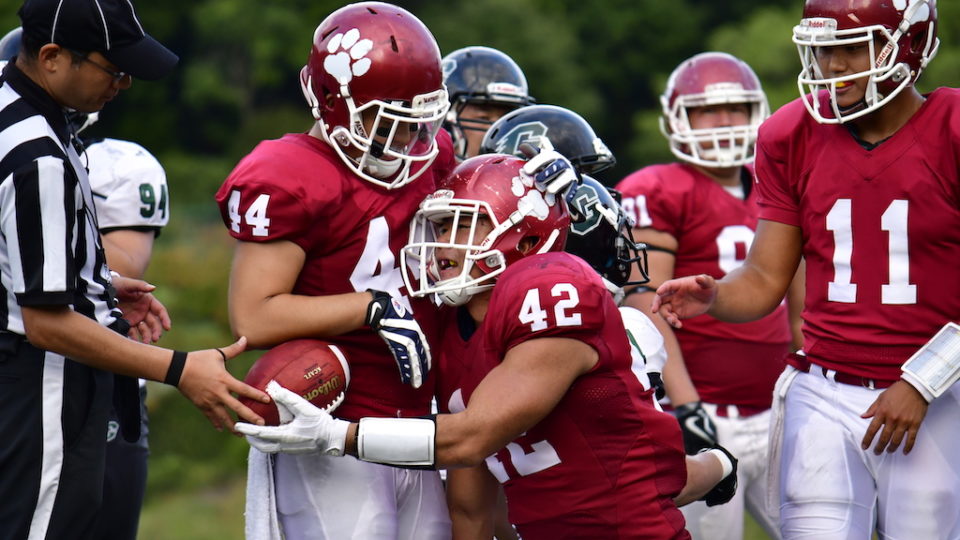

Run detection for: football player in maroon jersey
[[216, 3, 456, 538], [652, 1, 960, 538], [616, 52, 801, 540], [238, 152, 740, 540]]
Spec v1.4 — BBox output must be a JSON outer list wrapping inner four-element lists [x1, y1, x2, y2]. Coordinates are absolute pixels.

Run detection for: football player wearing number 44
[[239, 153, 740, 540], [215, 3, 456, 539], [652, 1, 960, 538]]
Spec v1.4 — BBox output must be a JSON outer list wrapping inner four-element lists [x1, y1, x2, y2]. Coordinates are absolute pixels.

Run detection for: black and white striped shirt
[[0, 62, 120, 334]]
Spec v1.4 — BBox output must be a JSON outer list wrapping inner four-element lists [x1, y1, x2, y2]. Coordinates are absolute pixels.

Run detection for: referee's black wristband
[[165, 350, 188, 387]]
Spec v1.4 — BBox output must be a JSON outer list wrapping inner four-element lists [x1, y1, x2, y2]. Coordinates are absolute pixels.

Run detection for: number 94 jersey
[[85, 138, 169, 231], [460, 252, 689, 538]]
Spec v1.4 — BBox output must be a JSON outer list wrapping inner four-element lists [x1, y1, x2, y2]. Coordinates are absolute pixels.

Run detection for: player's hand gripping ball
[[241, 339, 350, 426]]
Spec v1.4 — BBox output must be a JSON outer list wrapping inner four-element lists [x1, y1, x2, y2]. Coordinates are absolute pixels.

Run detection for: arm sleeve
[[2, 156, 79, 306], [754, 135, 801, 227]]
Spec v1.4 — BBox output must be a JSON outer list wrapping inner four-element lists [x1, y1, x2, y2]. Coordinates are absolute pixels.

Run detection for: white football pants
[[274, 452, 451, 540], [778, 367, 960, 539]]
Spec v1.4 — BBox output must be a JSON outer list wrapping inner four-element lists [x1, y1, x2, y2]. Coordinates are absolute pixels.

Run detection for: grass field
[[138, 475, 775, 540]]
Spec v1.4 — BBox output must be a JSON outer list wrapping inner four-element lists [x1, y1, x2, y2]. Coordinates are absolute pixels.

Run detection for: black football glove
[[675, 401, 718, 454], [365, 290, 431, 389], [700, 444, 738, 507]]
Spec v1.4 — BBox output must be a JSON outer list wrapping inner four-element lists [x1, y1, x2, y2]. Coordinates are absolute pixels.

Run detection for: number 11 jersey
[[755, 88, 960, 381]]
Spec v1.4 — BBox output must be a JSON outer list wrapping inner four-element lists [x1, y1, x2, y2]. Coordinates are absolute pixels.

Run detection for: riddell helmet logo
[[494, 121, 549, 156]]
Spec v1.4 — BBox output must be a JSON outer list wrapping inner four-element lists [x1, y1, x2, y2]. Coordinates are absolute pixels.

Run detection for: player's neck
[[466, 290, 493, 325], [692, 164, 741, 187], [848, 88, 925, 145]]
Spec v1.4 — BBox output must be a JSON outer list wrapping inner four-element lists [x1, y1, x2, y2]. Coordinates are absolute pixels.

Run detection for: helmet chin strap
[[363, 154, 403, 179]]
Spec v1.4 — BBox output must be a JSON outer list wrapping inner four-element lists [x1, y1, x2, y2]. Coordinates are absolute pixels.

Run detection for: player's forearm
[[447, 467, 498, 540], [22, 306, 171, 381], [229, 290, 372, 348], [674, 452, 724, 507], [709, 263, 790, 323]]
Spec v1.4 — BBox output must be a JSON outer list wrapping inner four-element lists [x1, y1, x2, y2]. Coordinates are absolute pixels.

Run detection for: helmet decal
[[323, 29, 373, 84], [569, 182, 604, 235], [493, 121, 549, 155]]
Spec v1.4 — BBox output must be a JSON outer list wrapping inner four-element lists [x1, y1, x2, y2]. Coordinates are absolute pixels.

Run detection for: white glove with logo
[[235, 381, 350, 456]]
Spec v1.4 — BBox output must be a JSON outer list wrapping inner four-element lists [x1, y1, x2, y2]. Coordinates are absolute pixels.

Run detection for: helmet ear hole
[[910, 32, 926, 54], [519, 236, 539, 255]]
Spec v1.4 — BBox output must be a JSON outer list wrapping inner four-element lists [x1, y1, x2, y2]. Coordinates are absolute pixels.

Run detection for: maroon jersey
[[458, 253, 689, 539], [215, 131, 455, 420], [617, 164, 790, 407], [755, 89, 960, 381]]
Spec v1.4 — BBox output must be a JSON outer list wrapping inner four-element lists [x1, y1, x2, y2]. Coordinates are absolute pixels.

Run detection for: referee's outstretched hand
[[177, 336, 270, 432]]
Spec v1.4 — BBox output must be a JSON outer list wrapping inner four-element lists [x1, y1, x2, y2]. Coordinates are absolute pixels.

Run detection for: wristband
[[704, 448, 734, 478], [165, 350, 187, 387]]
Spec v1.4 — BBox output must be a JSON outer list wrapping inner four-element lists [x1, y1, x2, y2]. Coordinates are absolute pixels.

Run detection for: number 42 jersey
[[456, 252, 690, 539]]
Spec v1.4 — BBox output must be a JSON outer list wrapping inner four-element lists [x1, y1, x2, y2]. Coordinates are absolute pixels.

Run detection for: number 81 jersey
[[460, 253, 689, 538]]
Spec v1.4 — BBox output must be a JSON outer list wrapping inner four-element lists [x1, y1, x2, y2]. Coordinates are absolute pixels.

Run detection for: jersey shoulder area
[[488, 252, 610, 343], [616, 162, 697, 196], [919, 87, 960, 133], [85, 138, 165, 192], [497, 252, 604, 295], [219, 133, 350, 203], [759, 95, 816, 144]]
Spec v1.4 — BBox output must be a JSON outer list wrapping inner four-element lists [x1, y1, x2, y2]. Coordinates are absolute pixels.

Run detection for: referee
[[0, 2, 268, 539]]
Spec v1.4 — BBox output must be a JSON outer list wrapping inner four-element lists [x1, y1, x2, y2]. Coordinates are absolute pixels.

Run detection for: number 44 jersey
[[450, 252, 690, 539], [755, 88, 960, 381], [215, 131, 455, 421]]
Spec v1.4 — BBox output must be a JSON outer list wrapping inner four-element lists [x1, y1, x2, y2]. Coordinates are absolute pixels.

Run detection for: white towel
[[766, 364, 800, 516], [245, 447, 283, 540]]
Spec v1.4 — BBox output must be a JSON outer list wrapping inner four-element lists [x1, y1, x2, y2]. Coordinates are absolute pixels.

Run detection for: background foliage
[[2, 0, 957, 537]]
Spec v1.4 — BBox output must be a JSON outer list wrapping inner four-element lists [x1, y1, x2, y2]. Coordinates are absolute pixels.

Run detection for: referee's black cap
[[18, 0, 178, 80]]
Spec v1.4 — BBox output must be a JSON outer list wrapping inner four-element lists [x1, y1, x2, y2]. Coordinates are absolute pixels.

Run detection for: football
[[240, 339, 350, 426]]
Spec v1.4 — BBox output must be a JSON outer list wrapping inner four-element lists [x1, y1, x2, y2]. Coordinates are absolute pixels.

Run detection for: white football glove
[[235, 381, 350, 455]]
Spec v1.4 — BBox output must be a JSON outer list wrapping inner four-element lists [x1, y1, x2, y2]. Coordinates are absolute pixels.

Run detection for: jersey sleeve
[[754, 107, 802, 227], [484, 255, 611, 359], [86, 140, 169, 231], [215, 173, 315, 249], [2, 156, 80, 306]]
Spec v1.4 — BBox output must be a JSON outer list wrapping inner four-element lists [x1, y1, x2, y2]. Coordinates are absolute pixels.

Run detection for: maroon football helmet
[[660, 52, 769, 167], [402, 154, 571, 306], [793, 0, 939, 123], [301, 2, 450, 188]]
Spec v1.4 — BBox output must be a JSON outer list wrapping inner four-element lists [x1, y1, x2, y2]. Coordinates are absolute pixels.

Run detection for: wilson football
[[241, 339, 350, 426]]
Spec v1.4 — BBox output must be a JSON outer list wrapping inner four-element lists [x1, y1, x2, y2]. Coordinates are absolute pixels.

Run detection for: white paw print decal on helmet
[[324, 28, 373, 85]]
